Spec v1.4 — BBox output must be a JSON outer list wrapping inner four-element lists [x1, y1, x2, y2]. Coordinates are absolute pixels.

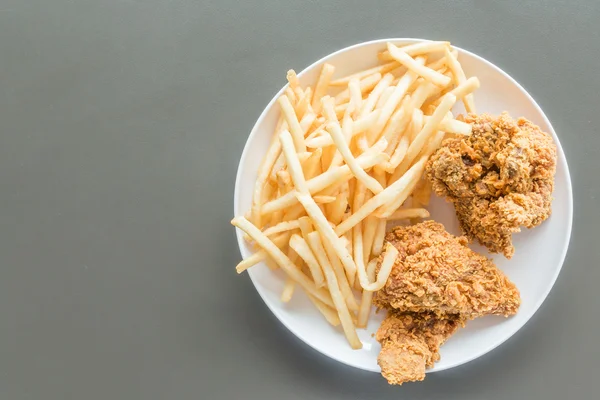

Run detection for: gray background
[[0, 0, 598, 399]]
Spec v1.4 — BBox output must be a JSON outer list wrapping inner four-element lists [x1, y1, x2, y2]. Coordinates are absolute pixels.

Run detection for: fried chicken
[[376, 311, 465, 385], [425, 113, 557, 258], [374, 221, 521, 319]]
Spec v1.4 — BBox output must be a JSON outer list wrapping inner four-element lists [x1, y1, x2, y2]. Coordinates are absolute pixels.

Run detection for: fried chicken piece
[[374, 221, 521, 318], [376, 311, 465, 385], [426, 113, 557, 258]]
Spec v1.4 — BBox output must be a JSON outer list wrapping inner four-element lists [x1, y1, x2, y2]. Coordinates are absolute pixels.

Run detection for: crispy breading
[[425, 113, 557, 258], [376, 311, 465, 385], [374, 221, 521, 318]]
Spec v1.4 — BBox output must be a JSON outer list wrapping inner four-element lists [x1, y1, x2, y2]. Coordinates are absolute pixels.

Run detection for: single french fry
[[378, 41, 451, 61], [387, 43, 451, 87], [289, 234, 325, 288], [348, 78, 363, 119], [341, 94, 356, 146], [231, 217, 333, 306], [426, 114, 472, 135], [352, 181, 367, 287], [304, 134, 331, 149], [306, 232, 362, 349], [362, 216, 378, 264], [386, 207, 430, 220], [371, 219, 387, 257], [262, 220, 300, 237], [357, 258, 378, 328], [373, 243, 398, 289], [313, 195, 337, 204], [311, 63, 335, 113], [278, 96, 306, 152], [436, 116, 473, 136], [287, 69, 300, 90], [410, 108, 424, 141], [281, 248, 300, 302], [330, 62, 397, 87], [370, 170, 388, 257]]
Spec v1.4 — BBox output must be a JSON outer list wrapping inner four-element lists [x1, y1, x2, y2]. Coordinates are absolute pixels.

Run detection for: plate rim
[[233, 38, 573, 373]]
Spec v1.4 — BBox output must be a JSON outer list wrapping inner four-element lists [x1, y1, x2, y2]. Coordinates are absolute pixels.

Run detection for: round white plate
[[233, 39, 573, 373]]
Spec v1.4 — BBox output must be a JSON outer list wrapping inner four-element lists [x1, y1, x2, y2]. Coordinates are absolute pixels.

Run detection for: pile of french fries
[[232, 41, 480, 349]]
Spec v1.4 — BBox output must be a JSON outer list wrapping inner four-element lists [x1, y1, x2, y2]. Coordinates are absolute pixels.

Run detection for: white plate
[[233, 39, 573, 373]]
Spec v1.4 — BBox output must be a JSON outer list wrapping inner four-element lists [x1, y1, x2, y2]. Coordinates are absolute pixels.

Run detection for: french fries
[[387, 43, 451, 87], [231, 40, 480, 349]]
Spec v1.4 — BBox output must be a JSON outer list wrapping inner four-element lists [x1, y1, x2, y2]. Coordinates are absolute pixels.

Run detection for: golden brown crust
[[425, 113, 557, 258], [374, 221, 521, 318], [376, 311, 465, 385]]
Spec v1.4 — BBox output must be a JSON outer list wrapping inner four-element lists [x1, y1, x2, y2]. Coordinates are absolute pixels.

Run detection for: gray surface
[[0, 0, 598, 399]]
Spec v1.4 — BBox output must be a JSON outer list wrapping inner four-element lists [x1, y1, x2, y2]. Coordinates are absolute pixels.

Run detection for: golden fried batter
[[374, 221, 521, 318], [376, 311, 464, 385], [426, 113, 557, 258]]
